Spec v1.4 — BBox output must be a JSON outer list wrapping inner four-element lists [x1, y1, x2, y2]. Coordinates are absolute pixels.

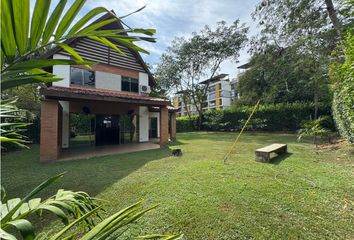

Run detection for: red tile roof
[[41, 86, 170, 106]]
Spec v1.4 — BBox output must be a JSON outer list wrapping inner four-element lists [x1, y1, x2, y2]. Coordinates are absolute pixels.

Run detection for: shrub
[[176, 115, 199, 132], [177, 102, 333, 132], [297, 116, 336, 147], [330, 32, 354, 143], [25, 116, 40, 143]]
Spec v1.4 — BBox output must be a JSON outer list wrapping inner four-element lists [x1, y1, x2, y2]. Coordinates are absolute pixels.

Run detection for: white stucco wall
[[149, 112, 160, 138], [95, 71, 121, 91], [221, 80, 231, 91], [139, 72, 149, 93], [59, 101, 70, 148], [52, 54, 70, 87], [139, 106, 149, 142], [222, 97, 231, 108]]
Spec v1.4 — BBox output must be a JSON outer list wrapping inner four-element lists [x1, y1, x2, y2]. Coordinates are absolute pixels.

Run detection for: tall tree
[[156, 21, 248, 128], [252, 0, 352, 50], [248, 0, 353, 117], [237, 45, 331, 107]]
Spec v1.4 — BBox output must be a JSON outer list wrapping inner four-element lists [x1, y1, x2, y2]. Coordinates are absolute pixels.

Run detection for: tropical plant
[[0, 173, 183, 240], [0, 98, 30, 149], [3, 84, 42, 113], [297, 116, 334, 147]]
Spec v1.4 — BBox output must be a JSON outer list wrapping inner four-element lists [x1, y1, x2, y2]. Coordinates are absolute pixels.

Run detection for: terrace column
[[160, 106, 169, 146], [40, 100, 61, 161], [170, 113, 177, 141]]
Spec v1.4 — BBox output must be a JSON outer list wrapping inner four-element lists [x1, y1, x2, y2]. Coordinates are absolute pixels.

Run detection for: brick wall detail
[[40, 100, 60, 161], [160, 107, 169, 146]]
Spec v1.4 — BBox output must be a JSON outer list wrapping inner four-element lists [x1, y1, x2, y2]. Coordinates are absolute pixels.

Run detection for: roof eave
[[40, 87, 170, 106]]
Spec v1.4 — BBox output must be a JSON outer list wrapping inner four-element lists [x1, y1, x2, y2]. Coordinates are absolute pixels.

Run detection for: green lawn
[[2, 132, 354, 239]]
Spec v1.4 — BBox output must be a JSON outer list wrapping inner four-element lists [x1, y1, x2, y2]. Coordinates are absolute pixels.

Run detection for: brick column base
[[160, 107, 169, 146], [40, 100, 60, 161]]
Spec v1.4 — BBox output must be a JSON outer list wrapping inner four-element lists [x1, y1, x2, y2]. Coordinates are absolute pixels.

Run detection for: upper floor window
[[220, 90, 231, 98], [122, 77, 139, 93], [207, 85, 216, 93], [208, 92, 216, 100], [209, 100, 216, 107], [70, 67, 95, 86]]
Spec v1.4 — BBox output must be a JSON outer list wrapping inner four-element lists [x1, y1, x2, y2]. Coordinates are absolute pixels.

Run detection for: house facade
[[39, 13, 177, 161]]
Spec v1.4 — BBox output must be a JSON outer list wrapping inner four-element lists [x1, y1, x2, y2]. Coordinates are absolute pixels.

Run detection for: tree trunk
[[324, 0, 342, 36], [183, 96, 192, 119], [198, 108, 203, 131], [314, 78, 319, 119], [191, 96, 203, 130]]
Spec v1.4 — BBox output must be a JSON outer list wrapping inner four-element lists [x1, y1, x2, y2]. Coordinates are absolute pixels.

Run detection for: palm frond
[[0, 99, 30, 148]]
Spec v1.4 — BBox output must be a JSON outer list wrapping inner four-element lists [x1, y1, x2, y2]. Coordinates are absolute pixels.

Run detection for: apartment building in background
[[173, 74, 234, 117], [173, 63, 250, 117], [200, 74, 232, 111], [172, 94, 198, 117]]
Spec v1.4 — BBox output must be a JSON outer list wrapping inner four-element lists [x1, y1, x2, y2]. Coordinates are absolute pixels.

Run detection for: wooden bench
[[255, 144, 287, 162]]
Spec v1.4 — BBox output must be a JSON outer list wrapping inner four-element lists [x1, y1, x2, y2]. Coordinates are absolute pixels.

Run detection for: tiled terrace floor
[[59, 142, 160, 161]]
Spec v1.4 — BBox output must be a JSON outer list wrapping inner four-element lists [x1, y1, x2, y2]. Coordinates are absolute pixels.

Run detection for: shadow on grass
[[270, 152, 293, 165], [1, 145, 173, 199], [1, 145, 177, 233], [169, 139, 187, 147]]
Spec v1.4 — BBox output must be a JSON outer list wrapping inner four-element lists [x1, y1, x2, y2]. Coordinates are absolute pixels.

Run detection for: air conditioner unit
[[140, 85, 151, 94]]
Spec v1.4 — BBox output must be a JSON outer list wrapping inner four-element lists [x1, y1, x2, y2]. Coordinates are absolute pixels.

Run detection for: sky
[[35, 0, 260, 79], [84, 0, 261, 79]]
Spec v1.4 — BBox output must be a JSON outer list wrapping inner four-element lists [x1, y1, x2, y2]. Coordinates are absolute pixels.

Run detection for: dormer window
[[122, 76, 139, 93], [70, 67, 95, 86]]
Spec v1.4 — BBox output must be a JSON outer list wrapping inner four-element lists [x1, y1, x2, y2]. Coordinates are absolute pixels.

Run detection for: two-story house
[[39, 12, 177, 161]]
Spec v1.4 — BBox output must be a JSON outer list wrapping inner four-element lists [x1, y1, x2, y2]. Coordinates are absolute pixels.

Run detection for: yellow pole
[[223, 99, 261, 164]]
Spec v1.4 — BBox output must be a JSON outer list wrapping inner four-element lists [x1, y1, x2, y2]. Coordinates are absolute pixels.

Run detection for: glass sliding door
[[149, 117, 158, 138], [95, 115, 120, 146], [70, 113, 139, 147], [119, 114, 139, 144], [69, 113, 95, 148]]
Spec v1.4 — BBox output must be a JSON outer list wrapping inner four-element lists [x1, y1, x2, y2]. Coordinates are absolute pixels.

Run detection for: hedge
[[176, 115, 199, 132], [25, 116, 40, 143], [331, 32, 354, 143], [177, 102, 333, 132]]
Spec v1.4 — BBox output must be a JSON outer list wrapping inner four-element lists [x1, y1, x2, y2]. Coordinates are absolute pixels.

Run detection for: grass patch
[[2, 132, 353, 239]]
